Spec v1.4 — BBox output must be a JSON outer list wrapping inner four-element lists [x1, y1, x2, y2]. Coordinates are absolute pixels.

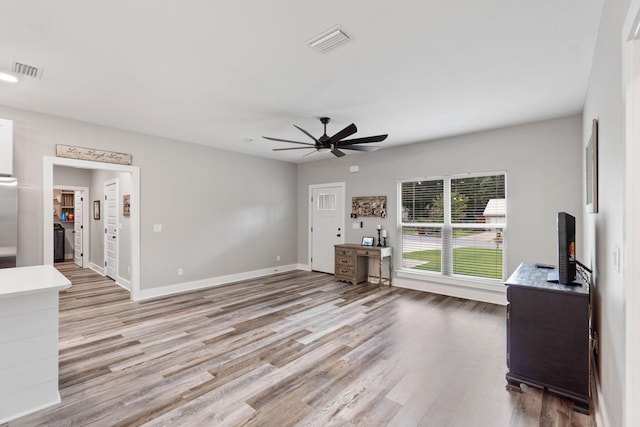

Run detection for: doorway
[[52, 186, 89, 267], [309, 182, 345, 273], [43, 156, 141, 300], [104, 179, 118, 280]]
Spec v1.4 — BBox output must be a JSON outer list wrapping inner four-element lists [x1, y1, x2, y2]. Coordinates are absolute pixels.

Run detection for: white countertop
[[0, 265, 71, 298]]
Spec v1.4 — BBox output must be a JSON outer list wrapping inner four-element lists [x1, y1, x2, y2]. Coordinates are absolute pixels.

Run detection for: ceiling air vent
[[306, 25, 351, 54], [11, 61, 44, 79]]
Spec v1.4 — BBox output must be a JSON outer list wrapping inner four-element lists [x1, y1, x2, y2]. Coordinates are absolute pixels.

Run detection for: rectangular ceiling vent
[[307, 25, 351, 54], [11, 61, 44, 79]]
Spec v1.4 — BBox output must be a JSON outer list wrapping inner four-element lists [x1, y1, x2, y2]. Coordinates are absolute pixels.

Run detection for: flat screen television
[[556, 211, 576, 284]]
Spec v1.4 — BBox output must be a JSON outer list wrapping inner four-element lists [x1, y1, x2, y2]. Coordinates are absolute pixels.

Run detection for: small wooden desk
[[334, 244, 392, 286]]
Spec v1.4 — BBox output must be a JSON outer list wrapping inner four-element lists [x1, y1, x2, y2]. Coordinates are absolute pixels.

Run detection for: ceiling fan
[[263, 117, 388, 158]]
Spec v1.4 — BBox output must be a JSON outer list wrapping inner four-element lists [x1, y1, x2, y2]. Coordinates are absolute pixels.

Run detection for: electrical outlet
[[153, 224, 162, 232], [177, 268, 183, 276], [276, 255, 280, 261]]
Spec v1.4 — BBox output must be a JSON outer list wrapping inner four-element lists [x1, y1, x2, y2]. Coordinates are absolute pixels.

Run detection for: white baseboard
[[0, 392, 60, 424], [297, 263, 311, 271], [87, 262, 130, 292], [88, 262, 105, 276], [592, 356, 610, 427], [393, 275, 507, 305], [115, 276, 131, 292], [136, 264, 300, 301]]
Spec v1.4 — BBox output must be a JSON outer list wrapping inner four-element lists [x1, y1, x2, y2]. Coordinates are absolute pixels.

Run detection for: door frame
[[308, 181, 345, 270], [53, 185, 89, 267], [43, 156, 141, 301], [103, 178, 119, 281], [623, 3, 640, 425]]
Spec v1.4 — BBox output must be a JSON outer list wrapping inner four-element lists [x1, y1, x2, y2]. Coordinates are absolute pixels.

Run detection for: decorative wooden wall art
[[352, 196, 387, 218]]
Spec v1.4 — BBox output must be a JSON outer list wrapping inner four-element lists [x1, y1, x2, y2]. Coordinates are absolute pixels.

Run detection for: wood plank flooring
[[5, 264, 593, 426]]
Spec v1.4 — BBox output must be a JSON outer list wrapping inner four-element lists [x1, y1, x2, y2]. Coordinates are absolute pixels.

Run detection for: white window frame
[[397, 171, 507, 285]]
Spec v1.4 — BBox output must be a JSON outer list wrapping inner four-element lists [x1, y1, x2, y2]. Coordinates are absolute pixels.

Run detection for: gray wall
[[2, 105, 298, 292], [297, 115, 584, 279], [53, 166, 91, 188], [582, 0, 629, 425]]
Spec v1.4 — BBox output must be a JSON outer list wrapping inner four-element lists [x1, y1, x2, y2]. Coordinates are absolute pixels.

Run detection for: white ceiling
[[0, 1, 603, 163]]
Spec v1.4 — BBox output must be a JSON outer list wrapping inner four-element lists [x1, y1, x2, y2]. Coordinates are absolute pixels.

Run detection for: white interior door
[[74, 191, 83, 267], [104, 179, 118, 279], [310, 183, 345, 273]]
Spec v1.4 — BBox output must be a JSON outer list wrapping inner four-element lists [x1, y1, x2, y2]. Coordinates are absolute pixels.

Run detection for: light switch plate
[[153, 224, 162, 232]]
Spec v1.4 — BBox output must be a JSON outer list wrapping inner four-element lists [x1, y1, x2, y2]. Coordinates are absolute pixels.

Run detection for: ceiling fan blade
[[341, 145, 380, 152], [331, 147, 346, 157], [293, 125, 320, 144], [328, 123, 357, 145], [272, 147, 316, 151], [263, 136, 315, 146], [338, 134, 388, 145]]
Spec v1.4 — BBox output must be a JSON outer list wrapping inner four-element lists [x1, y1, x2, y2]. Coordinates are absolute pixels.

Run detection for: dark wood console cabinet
[[505, 263, 591, 414]]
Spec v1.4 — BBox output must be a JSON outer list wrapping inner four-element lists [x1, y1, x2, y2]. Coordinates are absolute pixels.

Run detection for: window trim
[[397, 171, 507, 283]]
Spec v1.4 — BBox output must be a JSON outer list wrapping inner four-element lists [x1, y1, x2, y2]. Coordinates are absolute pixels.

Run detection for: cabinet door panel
[[508, 287, 589, 395]]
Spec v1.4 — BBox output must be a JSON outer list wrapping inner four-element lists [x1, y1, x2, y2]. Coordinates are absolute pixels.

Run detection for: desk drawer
[[335, 266, 355, 278], [336, 248, 355, 257], [336, 256, 354, 267], [356, 248, 377, 257]]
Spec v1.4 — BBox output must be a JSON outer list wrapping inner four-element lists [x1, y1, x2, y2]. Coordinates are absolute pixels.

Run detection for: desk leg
[[388, 255, 393, 285], [379, 256, 383, 285]]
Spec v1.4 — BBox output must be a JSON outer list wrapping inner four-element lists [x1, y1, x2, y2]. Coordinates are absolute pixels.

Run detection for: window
[[399, 173, 506, 281], [317, 193, 337, 211]]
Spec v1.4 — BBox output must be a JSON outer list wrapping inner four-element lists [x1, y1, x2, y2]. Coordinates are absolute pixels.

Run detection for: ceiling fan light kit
[[263, 117, 388, 158]]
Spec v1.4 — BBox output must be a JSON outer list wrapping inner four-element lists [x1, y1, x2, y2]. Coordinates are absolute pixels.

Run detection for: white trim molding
[[296, 263, 311, 272], [592, 355, 611, 427], [115, 276, 132, 291], [622, 3, 640, 425], [88, 261, 106, 276], [136, 264, 299, 301]]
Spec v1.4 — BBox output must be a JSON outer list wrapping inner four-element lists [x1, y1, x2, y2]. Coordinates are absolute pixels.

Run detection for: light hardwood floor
[[5, 264, 593, 426]]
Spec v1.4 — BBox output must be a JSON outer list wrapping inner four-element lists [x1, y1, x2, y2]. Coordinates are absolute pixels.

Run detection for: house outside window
[[398, 172, 506, 281]]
